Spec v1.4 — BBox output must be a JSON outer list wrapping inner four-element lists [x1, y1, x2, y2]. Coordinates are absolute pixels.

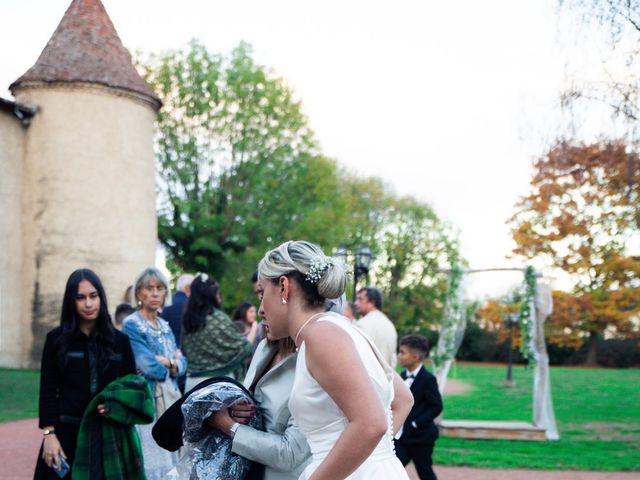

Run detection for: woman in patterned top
[[182, 274, 259, 389], [123, 266, 187, 479]]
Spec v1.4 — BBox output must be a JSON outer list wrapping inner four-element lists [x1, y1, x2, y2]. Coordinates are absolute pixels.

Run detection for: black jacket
[[161, 291, 187, 348], [398, 366, 443, 445], [38, 327, 136, 428], [35, 327, 136, 479]]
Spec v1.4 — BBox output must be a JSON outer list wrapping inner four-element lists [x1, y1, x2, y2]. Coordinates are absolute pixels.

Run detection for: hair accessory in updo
[[305, 258, 332, 284], [197, 272, 209, 282]]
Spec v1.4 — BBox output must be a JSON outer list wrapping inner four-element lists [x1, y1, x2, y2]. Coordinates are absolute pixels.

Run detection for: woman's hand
[[246, 321, 260, 343], [42, 434, 66, 470], [97, 403, 110, 417], [155, 353, 180, 375], [228, 399, 256, 424], [154, 354, 170, 368], [206, 408, 235, 434], [205, 399, 256, 434]]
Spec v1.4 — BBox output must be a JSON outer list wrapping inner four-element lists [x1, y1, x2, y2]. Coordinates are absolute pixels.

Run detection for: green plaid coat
[[72, 374, 154, 480]]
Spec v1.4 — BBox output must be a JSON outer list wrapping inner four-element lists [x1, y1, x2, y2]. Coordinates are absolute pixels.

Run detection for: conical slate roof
[[10, 0, 160, 109]]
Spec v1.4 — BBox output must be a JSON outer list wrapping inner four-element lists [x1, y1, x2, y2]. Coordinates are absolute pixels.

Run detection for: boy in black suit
[[394, 335, 443, 480]]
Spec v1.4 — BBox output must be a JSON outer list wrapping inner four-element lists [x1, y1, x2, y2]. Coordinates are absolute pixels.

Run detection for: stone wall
[[13, 84, 157, 367], [0, 111, 26, 367]]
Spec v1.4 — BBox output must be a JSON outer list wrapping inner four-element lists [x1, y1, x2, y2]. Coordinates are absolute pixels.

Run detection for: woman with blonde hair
[[254, 240, 413, 479]]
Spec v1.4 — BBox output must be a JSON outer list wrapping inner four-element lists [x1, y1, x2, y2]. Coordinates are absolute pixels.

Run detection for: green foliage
[[518, 266, 536, 364], [436, 363, 640, 470], [140, 40, 460, 320], [430, 263, 464, 369], [372, 196, 460, 335], [0, 368, 39, 422]]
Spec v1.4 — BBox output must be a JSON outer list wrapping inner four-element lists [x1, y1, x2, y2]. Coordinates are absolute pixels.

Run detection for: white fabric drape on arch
[[434, 276, 469, 396], [533, 282, 560, 440]]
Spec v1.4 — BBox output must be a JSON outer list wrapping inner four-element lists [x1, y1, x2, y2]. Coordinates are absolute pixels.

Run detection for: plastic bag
[[171, 381, 263, 480]]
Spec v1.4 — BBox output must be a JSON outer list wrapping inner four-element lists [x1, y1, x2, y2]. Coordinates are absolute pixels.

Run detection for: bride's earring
[[281, 296, 287, 305]]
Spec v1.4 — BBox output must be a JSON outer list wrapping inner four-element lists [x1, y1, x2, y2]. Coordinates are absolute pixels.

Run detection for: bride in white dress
[[256, 240, 413, 479]]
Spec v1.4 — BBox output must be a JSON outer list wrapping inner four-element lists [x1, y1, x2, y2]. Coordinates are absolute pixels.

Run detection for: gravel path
[[3, 418, 637, 479]]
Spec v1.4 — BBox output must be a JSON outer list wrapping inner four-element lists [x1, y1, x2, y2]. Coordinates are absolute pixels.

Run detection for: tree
[[510, 139, 640, 363], [140, 40, 462, 321], [140, 41, 358, 304], [372, 196, 461, 334], [559, 1, 640, 129]]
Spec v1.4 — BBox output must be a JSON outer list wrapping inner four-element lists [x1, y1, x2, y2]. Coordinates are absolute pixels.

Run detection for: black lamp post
[[503, 294, 519, 387], [333, 244, 373, 301]]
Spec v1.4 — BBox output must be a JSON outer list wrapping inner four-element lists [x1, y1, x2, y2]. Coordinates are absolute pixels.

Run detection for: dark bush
[[452, 322, 639, 368], [596, 339, 640, 368]]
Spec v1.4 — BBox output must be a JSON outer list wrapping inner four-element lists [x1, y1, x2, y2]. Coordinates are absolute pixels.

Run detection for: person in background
[[162, 273, 194, 393], [343, 302, 357, 322], [251, 271, 260, 296], [35, 269, 136, 479], [123, 266, 187, 480], [182, 274, 258, 388], [114, 303, 136, 331], [394, 335, 443, 480], [122, 284, 134, 305], [233, 301, 263, 352], [355, 286, 398, 368], [232, 302, 258, 335]]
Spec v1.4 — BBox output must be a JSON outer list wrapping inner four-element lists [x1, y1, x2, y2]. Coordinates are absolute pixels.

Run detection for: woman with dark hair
[[232, 302, 257, 335], [34, 268, 136, 479], [182, 274, 258, 389], [233, 301, 264, 355]]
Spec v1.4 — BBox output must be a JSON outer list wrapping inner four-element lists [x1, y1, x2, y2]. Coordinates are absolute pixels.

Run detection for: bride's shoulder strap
[[323, 313, 394, 382]]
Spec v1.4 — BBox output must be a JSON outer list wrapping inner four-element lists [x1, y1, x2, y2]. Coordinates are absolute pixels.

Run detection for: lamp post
[[333, 244, 373, 301], [503, 294, 519, 387]]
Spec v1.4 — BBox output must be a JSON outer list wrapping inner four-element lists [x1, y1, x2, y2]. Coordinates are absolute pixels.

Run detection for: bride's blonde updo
[[258, 240, 348, 305]]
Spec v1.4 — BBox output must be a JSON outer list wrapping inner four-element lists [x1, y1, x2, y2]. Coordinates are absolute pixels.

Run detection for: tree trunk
[[584, 330, 599, 366]]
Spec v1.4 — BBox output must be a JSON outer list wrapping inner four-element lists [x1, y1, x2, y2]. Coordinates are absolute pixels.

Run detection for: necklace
[[294, 311, 325, 345]]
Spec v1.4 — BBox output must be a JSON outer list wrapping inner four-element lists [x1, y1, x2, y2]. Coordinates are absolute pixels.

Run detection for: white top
[[357, 309, 398, 368], [288, 313, 409, 479]]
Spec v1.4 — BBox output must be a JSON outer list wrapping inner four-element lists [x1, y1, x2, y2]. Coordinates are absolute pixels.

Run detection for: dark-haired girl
[[232, 302, 258, 336], [34, 269, 136, 479], [182, 274, 258, 389], [233, 301, 264, 354]]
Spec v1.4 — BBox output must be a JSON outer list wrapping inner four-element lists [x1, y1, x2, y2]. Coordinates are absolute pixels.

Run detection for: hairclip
[[306, 258, 332, 284]]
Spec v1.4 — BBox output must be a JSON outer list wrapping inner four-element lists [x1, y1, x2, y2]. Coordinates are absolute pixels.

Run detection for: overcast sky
[[1, 0, 618, 297]]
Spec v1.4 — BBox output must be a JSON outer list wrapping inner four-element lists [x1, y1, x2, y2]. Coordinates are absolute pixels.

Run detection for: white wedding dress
[[288, 313, 409, 479]]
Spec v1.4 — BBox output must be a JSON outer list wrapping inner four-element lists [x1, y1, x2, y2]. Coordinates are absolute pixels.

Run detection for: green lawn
[[435, 363, 640, 470], [2, 364, 639, 471], [0, 368, 40, 422]]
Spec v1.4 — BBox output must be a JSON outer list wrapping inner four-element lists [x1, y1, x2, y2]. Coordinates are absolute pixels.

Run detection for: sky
[[0, 0, 618, 298]]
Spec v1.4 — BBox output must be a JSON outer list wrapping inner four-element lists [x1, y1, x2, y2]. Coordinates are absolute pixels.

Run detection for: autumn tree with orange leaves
[[509, 139, 640, 365]]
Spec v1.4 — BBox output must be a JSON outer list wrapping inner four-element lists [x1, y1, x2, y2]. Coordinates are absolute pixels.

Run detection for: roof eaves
[[0, 97, 38, 127]]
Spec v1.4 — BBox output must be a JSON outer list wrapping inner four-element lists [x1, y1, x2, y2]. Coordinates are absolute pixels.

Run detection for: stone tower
[[4, 0, 161, 367]]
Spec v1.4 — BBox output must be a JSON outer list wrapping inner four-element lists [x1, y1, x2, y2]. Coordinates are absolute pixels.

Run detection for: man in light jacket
[[355, 286, 398, 368]]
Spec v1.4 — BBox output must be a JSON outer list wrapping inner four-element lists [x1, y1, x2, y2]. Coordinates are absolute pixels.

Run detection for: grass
[[435, 363, 640, 471], [1, 364, 639, 471], [0, 368, 40, 422]]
